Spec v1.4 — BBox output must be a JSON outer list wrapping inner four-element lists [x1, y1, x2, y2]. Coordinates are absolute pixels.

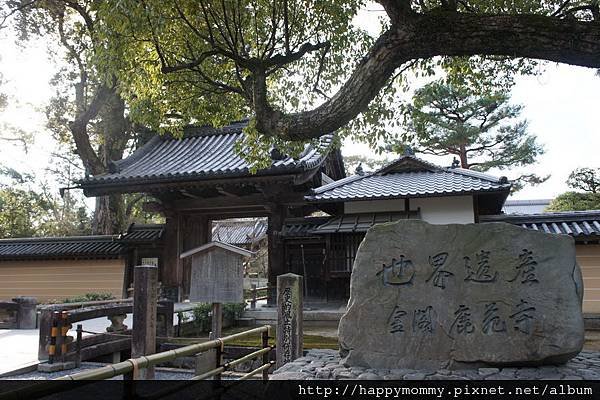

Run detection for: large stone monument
[[339, 220, 584, 370]]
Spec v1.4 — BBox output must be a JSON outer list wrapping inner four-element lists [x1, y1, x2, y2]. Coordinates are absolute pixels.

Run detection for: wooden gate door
[[286, 243, 326, 301]]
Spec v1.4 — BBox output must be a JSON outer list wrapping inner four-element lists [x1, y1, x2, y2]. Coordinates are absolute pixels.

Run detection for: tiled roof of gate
[[0, 236, 124, 260], [119, 224, 165, 243], [481, 210, 600, 238], [80, 121, 333, 188], [306, 155, 511, 202], [312, 212, 421, 234], [212, 219, 267, 246]]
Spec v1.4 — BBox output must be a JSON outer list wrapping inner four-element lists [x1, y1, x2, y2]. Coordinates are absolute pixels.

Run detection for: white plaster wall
[[344, 199, 406, 214], [411, 196, 475, 224]]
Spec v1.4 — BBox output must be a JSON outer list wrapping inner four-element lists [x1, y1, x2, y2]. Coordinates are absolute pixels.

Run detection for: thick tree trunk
[[93, 193, 127, 234], [459, 145, 468, 169], [70, 84, 130, 235], [255, 7, 600, 140]]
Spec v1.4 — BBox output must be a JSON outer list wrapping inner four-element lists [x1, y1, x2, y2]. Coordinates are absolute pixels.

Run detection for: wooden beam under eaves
[[216, 186, 239, 197]]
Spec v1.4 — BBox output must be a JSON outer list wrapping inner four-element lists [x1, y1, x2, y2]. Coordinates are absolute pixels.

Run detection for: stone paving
[[272, 350, 600, 380], [0, 362, 198, 380]]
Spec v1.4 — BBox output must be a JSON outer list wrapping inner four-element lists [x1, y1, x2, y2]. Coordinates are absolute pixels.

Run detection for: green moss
[[217, 326, 339, 350]]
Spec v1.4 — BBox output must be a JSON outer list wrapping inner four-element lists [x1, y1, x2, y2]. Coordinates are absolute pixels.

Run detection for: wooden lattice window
[[329, 233, 365, 273]]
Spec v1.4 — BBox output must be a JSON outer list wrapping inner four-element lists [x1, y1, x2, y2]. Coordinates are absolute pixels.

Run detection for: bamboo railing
[[56, 325, 274, 381]]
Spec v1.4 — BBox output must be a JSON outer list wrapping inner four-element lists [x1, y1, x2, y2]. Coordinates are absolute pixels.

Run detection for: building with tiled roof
[[0, 224, 164, 302], [307, 155, 510, 203], [211, 219, 267, 248], [0, 235, 123, 260], [502, 199, 552, 214], [79, 121, 339, 197], [73, 121, 346, 302]]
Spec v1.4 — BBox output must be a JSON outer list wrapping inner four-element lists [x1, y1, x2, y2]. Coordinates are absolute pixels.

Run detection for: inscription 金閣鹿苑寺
[[387, 301, 537, 337]]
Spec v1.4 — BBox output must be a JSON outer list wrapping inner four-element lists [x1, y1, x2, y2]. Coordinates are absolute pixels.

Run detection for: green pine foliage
[[394, 80, 547, 191], [547, 167, 600, 212], [546, 192, 600, 212]]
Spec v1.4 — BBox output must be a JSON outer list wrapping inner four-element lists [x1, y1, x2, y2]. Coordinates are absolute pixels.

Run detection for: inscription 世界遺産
[[378, 249, 543, 287]]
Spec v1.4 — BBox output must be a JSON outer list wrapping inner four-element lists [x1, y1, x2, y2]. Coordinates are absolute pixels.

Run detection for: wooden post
[[132, 264, 158, 380], [267, 204, 286, 306], [276, 273, 303, 368], [38, 308, 54, 360], [251, 283, 257, 310], [215, 334, 223, 381], [211, 302, 222, 339], [162, 212, 181, 301], [48, 312, 58, 364], [60, 311, 69, 363], [54, 311, 63, 363], [261, 329, 270, 380], [75, 324, 82, 368], [211, 302, 223, 380]]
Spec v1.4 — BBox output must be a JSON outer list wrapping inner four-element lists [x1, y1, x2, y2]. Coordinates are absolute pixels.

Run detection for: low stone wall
[[584, 314, 600, 330], [272, 350, 600, 380], [0, 297, 37, 329]]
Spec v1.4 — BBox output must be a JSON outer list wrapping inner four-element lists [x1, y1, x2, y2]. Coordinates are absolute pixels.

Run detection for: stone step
[[236, 317, 256, 327], [243, 309, 343, 328]]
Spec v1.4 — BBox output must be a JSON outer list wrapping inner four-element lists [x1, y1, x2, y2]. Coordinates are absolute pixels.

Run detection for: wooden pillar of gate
[[267, 203, 286, 305]]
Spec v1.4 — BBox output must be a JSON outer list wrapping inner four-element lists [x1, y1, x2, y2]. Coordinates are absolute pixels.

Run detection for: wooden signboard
[[180, 241, 252, 304]]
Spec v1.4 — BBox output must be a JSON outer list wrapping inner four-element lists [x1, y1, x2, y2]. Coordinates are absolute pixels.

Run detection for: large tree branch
[[69, 84, 113, 175], [62, 0, 95, 37], [254, 10, 600, 140], [265, 41, 329, 68]]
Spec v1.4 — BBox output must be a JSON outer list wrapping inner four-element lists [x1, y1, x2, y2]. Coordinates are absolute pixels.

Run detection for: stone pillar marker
[[276, 273, 303, 368], [132, 265, 158, 379]]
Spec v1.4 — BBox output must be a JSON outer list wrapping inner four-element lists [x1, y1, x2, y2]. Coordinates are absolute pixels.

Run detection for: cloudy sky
[[1, 12, 599, 205]]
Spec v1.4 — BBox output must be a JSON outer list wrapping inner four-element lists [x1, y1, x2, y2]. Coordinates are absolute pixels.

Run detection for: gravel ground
[[272, 350, 600, 380]]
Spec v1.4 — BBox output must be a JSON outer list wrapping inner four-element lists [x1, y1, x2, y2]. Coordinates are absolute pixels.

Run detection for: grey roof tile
[[281, 217, 330, 237], [312, 212, 420, 234], [119, 224, 164, 243], [81, 121, 333, 187], [481, 210, 600, 238], [502, 199, 552, 214], [0, 236, 123, 259], [211, 219, 267, 246], [307, 155, 510, 202]]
